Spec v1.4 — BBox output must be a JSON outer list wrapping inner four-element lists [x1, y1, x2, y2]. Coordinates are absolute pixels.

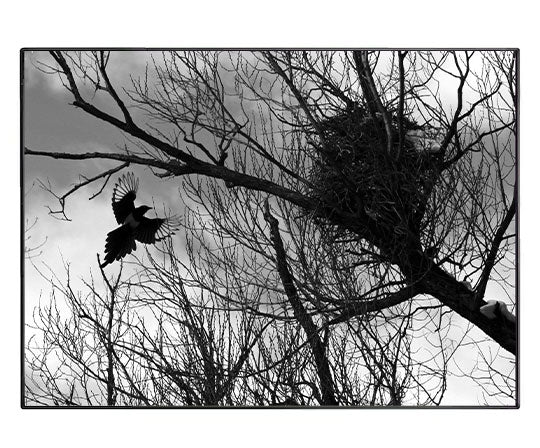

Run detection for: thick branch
[[264, 201, 337, 406], [417, 263, 516, 355], [50, 51, 197, 165], [352, 51, 394, 157], [438, 51, 471, 155], [25, 148, 184, 173], [25, 147, 315, 213], [97, 51, 135, 128], [397, 51, 407, 159], [476, 192, 517, 300], [328, 285, 418, 325]]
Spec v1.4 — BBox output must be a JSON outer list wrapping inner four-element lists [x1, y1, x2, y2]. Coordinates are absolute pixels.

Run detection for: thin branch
[[35, 162, 130, 220]]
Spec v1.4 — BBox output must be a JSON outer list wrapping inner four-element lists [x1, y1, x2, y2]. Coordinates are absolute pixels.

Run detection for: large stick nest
[[309, 105, 443, 244]]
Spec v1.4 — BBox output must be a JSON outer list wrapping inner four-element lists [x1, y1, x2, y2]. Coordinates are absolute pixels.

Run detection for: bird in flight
[[100, 172, 179, 268]]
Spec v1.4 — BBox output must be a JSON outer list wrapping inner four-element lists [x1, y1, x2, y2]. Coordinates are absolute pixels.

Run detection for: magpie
[[100, 172, 179, 268]]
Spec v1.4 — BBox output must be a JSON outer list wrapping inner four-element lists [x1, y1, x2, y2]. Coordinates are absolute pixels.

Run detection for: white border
[[4, 1, 538, 446]]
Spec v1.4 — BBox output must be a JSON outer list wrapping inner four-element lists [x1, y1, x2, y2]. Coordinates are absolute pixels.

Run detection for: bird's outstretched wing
[[134, 215, 181, 244], [112, 172, 139, 224]]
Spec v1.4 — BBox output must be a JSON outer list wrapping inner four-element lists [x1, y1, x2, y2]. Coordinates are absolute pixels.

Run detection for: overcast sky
[[23, 50, 516, 406]]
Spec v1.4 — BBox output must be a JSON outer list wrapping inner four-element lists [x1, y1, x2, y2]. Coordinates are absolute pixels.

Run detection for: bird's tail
[[101, 225, 136, 268]]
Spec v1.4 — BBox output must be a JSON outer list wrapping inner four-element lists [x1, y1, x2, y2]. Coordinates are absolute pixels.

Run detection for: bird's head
[[137, 205, 152, 216]]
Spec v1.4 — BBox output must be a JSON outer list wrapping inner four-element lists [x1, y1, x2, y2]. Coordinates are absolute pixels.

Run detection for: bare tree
[[25, 50, 517, 405], [26, 235, 448, 406]]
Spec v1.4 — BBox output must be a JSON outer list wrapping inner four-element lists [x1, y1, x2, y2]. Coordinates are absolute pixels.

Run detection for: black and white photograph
[[22, 49, 518, 408]]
